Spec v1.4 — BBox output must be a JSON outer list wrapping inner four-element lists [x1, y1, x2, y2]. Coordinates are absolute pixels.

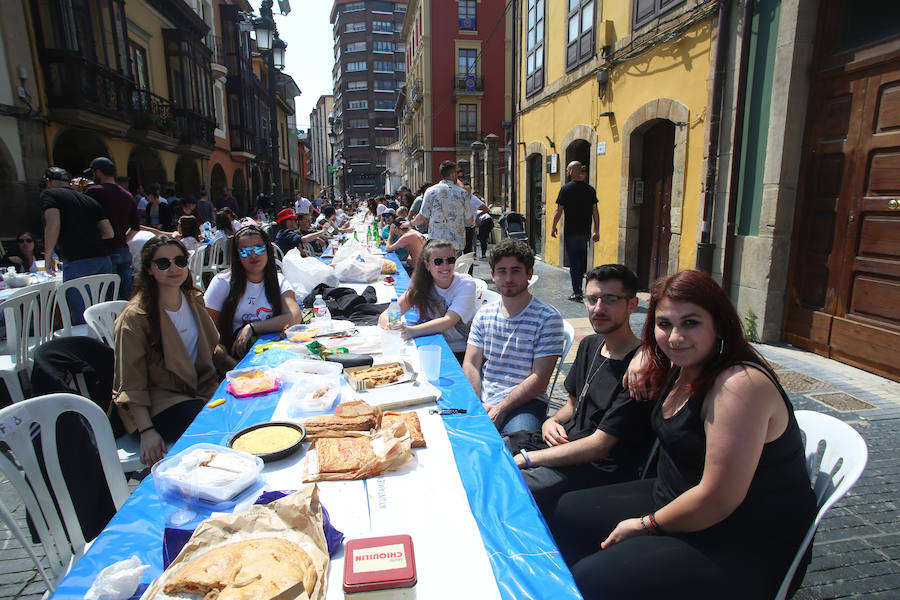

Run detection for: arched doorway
[[526, 154, 544, 256], [233, 168, 248, 215], [210, 163, 227, 204], [249, 167, 261, 211], [174, 156, 201, 200], [636, 120, 675, 290], [127, 145, 167, 194], [52, 129, 109, 177]]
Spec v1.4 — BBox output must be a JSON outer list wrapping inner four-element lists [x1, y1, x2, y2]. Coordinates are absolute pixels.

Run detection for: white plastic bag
[[281, 248, 339, 294], [333, 238, 364, 263], [85, 555, 147, 600], [332, 252, 382, 283]]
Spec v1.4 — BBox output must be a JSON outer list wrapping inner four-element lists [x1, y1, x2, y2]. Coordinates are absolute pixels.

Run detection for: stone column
[[483, 134, 498, 206], [470, 141, 485, 195]]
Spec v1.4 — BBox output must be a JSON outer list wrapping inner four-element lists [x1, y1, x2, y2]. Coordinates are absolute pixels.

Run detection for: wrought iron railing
[[456, 130, 483, 147], [42, 51, 133, 121], [132, 88, 177, 134], [175, 108, 216, 146], [454, 75, 484, 92]]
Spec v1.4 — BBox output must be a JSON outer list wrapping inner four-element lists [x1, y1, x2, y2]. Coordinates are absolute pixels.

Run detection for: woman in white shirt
[[378, 239, 477, 362], [176, 215, 202, 252], [204, 224, 301, 368]]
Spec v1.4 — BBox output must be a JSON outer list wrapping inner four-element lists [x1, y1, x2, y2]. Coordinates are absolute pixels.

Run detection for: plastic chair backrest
[[548, 320, 575, 398], [0, 393, 129, 588], [528, 274, 539, 294], [188, 246, 206, 290], [480, 289, 501, 306], [83, 300, 128, 347], [210, 236, 231, 271], [54, 274, 120, 336], [454, 252, 475, 274], [272, 243, 285, 262], [0, 287, 41, 368], [30, 279, 59, 351], [774, 410, 869, 600]]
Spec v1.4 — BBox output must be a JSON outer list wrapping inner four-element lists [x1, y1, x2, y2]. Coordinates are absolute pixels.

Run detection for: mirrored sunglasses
[[238, 244, 267, 258], [152, 255, 188, 271], [432, 256, 456, 266]]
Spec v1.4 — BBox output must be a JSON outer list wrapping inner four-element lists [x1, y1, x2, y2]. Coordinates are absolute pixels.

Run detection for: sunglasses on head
[[238, 245, 267, 258], [152, 255, 188, 271], [432, 256, 456, 266], [18, 238, 33, 243]]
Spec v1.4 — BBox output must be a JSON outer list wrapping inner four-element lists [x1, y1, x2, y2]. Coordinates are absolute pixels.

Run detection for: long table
[[49, 253, 581, 599]]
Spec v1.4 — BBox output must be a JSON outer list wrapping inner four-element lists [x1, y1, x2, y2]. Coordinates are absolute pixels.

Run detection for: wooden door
[[527, 155, 544, 255], [637, 120, 674, 290], [784, 4, 900, 381]]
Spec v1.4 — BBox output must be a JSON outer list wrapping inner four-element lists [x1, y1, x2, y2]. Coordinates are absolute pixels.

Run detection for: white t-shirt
[[376, 203, 386, 217], [424, 273, 477, 352], [136, 195, 147, 211], [295, 197, 311, 214], [181, 236, 200, 252], [204, 271, 293, 334], [165, 293, 199, 363]]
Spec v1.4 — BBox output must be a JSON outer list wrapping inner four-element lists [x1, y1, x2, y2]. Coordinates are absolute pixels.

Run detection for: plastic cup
[[419, 345, 441, 381]]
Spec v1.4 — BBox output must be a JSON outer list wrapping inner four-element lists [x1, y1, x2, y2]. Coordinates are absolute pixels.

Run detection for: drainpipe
[[696, 0, 733, 273], [721, 0, 756, 294]]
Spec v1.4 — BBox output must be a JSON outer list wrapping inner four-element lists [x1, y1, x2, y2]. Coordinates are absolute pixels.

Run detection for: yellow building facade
[[516, 0, 717, 289]]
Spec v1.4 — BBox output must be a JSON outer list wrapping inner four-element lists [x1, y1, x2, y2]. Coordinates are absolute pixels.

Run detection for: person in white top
[[378, 239, 477, 362], [204, 225, 301, 368], [294, 193, 312, 214]]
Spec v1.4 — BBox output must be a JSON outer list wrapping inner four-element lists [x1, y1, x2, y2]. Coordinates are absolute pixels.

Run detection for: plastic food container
[[276, 359, 344, 417], [151, 443, 264, 507], [225, 367, 279, 397], [284, 323, 323, 343]]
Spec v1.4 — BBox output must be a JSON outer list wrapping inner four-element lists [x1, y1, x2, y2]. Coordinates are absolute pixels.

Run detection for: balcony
[[456, 130, 483, 147], [454, 75, 484, 94], [409, 79, 423, 105], [175, 108, 216, 148], [207, 34, 228, 81], [407, 134, 419, 154], [132, 89, 178, 134], [42, 51, 134, 129]]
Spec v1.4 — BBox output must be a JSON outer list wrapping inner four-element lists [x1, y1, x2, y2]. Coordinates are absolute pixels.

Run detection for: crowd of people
[[11, 156, 818, 599]]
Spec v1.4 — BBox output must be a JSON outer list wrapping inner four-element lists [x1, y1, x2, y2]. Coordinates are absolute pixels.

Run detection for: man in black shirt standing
[[505, 264, 654, 515], [41, 167, 114, 324], [551, 161, 600, 302]]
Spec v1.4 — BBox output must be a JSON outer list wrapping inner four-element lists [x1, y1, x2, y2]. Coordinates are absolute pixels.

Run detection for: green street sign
[[328, 166, 338, 173]]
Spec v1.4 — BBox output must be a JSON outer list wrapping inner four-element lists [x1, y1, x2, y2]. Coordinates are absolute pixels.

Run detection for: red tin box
[[343, 534, 417, 593]]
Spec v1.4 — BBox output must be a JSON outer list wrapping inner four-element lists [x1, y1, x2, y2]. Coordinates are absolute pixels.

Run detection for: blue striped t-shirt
[[467, 296, 564, 406]]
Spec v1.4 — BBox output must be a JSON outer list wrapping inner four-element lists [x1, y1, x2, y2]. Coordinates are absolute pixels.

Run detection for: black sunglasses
[[152, 255, 188, 271], [18, 238, 34, 243], [432, 256, 457, 266]]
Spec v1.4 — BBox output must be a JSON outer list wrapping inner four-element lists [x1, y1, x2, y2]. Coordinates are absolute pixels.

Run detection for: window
[[373, 21, 393, 33], [458, 103, 477, 144], [396, 4, 407, 12], [347, 80, 367, 90], [346, 22, 366, 32], [346, 42, 366, 52], [566, 0, 594, 70], [526, 0, 545, 95], [347, 61, 367, 72], [459, 1, 476, 30], [396, 62, 406, 72], [348, 118, 369, 128], [374, 99, 394, 110], [348, 100, 368, 110], [350, 137, 369, 146], [375, 135, 395, 147], [374, 60, 394, 72], [457, 48, 477, 76], [129, 43, 149, 89], [372, 1, 394, 12], [344, 2, 365, 12], [374, 40, 395, 52], [374, 79, 396, 91], [633, 0, 685, 29]]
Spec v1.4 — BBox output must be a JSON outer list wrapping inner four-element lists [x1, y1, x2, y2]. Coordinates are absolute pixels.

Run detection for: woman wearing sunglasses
[[112, 235, 220, 466], [2, 232, 41, 273], [378, 239, 477, 363], [204, 225, 301, 368]]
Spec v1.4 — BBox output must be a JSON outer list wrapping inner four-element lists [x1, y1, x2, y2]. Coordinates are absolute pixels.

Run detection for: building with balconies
[[399, 0, 511, 193], [330, 0, 407, 197], [309, 94, 334, 200]]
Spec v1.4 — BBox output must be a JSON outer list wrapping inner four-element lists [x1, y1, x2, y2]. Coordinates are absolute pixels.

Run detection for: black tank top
[[651, 360, 816, 542]]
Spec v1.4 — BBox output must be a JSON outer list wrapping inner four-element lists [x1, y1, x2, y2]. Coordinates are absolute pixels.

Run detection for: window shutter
[[634, 0, 656, 28]]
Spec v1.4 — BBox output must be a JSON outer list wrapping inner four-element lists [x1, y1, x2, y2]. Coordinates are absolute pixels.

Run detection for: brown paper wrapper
[[141, 485, 329, 600], [303, 428, 414, 482]]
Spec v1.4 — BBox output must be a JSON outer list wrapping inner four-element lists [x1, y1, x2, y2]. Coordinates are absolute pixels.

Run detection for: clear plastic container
[[276, 359, 343, 416], [225, 366, 279, 397], [151, 443, 264, 507]]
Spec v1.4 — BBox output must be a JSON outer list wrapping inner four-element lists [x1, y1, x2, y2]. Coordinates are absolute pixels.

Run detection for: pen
[[429, 408, 467, 415]]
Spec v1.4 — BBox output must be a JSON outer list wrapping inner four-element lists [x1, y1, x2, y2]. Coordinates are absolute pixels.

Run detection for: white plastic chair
[[0, 394, 130, 591], [528, 273, 539, 294], [188, 245, 207, 291], [53, 274, 120, 338], [548, 320, 576, 397], [209, 236, 231, 272], [83, 300, 128, 348], [473, 278, 488, 302], [0, 280, 58, 360], [774, 410, 869, 600], [271, 243, 285, 261], [454, 252, 475, 274], [0, 287, 42, 403], [480, 289, 501, 307]]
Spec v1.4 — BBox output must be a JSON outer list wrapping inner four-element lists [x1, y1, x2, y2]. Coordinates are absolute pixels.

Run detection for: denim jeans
[[62, 255, 114, 325], [499, 398, 548, 436], [107, 246, 134, 300], [564, 234, 590, 295]]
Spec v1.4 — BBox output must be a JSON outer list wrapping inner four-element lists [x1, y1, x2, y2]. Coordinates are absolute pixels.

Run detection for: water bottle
[[384, 299, 403, 354], [387, 299, 401, 327], [312, 294, 331, 329]]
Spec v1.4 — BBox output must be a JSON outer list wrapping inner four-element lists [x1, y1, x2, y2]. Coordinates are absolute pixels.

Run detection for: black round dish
[[227, 421, 307, 463]]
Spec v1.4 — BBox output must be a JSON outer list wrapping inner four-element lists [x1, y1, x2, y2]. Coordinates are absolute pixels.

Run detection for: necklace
[[575, 342, 611, 410]]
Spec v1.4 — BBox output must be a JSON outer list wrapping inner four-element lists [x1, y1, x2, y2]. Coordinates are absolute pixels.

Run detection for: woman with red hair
[[549, 270, 816, 599]]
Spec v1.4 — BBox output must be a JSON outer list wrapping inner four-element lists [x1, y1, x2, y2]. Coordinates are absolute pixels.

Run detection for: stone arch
[[210, 163, 227, 204], [52, 129, 110, 177], [618, 98, 690, 277], [524, 141, 547, 256], [174, 156, 201, 200], [233, 167, 248, 214], [126, 145, 167, 194]]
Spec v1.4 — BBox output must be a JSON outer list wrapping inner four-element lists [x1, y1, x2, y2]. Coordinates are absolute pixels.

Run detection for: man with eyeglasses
[[463, 239, 564, 435], [504, 264, 655, 516]]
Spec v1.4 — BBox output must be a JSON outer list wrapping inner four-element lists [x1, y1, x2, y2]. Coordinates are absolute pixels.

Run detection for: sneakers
[[568, 293, 583, 302]]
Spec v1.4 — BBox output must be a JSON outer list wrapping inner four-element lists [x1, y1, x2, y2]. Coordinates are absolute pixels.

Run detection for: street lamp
[[252, 0, 287, 209]]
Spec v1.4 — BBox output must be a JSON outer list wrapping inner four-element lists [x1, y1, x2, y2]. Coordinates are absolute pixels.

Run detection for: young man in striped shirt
[[463, 239, 564, 435]]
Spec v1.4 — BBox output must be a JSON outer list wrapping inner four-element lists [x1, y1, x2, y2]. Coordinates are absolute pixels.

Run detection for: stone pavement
[[1, 256, 898, 598]]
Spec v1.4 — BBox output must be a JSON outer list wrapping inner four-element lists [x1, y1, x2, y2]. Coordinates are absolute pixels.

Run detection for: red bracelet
[[647, 512, 663, 533]]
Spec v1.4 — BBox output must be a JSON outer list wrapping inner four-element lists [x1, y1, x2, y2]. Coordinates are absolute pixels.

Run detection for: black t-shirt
[[555, 180, 598, 236], [85, 183, 139, 249], [40, 187, 108, 261], [561, 334, 654, 477]]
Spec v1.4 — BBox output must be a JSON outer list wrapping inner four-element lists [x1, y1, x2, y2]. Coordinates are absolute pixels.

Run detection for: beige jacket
[[113, 291, 219, 433]]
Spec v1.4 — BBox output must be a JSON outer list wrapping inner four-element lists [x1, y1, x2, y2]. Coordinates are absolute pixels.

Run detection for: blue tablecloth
[[49, 253, 581, 600]]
